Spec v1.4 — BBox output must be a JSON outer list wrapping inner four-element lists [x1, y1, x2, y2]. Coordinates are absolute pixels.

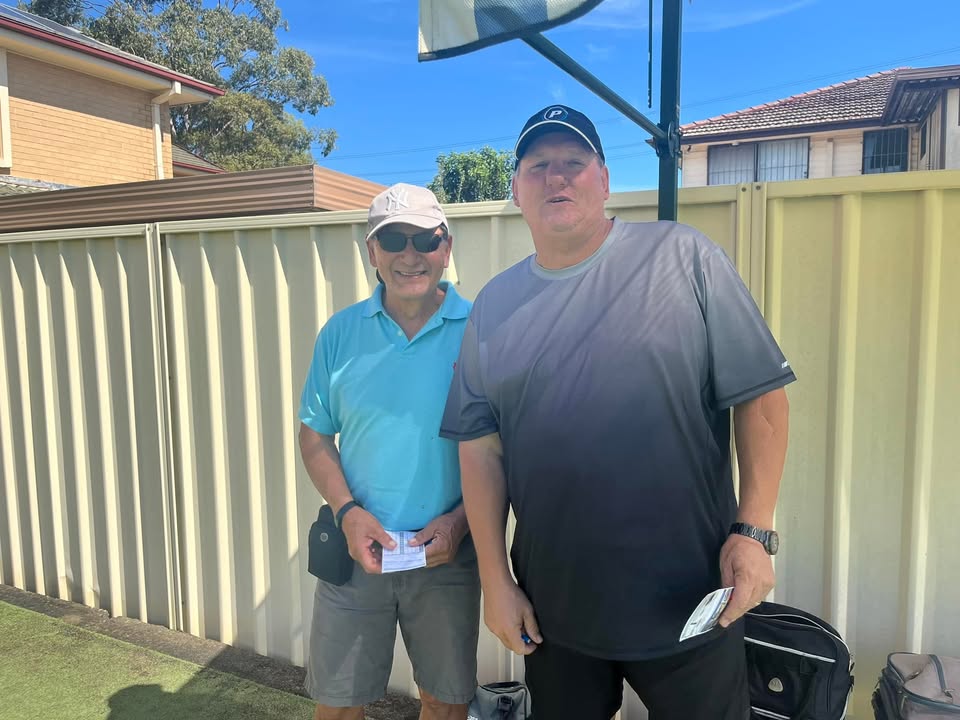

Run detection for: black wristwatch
[[729, 522, 779, 555]]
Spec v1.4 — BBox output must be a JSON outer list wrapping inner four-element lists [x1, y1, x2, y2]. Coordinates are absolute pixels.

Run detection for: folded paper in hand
[[679, 587, 734, 641], [381, 530, 426, 573]]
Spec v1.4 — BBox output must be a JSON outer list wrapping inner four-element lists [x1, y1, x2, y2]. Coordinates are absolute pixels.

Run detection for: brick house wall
[[6, 52, 172, 186]]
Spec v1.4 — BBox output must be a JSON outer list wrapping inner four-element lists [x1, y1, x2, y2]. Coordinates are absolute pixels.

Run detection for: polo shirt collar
[[362, 280, 469, 320]]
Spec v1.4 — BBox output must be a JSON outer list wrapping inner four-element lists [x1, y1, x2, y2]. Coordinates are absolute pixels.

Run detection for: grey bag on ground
[[467, 682, 531, 720], [872, 653, 960, 719]]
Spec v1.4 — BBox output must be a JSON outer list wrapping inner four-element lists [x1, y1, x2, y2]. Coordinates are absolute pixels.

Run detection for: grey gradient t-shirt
[[441, 218, 796, 659]]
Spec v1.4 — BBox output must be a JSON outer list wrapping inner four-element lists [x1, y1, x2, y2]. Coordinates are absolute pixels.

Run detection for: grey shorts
[[305, 536, 481, 707]]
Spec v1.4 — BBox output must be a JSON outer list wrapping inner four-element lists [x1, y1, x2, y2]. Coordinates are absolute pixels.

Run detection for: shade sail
[[418, 0, 604, 60]]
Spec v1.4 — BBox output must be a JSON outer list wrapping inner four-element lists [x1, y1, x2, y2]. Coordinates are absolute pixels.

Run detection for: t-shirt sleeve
[[298, 326, 338, 436], [701, 246, 797, 409], [440, 313, 499, 440]]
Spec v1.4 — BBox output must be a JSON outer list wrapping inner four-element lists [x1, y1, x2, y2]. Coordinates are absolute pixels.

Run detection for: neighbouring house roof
[[0, 165, 387, 233], [0, 4, 223, 103], [681, 70, 900, 143], [680, 65, 960, 144], [0, 175, 73, 196], [172, 145, 224, 174]]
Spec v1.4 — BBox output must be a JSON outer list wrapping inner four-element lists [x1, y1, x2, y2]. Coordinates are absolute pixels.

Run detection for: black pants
[[523, 622, 749, 720]]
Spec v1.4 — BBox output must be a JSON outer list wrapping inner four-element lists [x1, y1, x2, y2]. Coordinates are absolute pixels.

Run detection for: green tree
[[19, 0, 84, 27], [429, 147, 513, 203], [24, 0, 335, 171]]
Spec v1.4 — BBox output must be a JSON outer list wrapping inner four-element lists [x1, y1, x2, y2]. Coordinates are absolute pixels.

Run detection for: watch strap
[[730, 522, 763, 540], [335, 500, 361, 529], [729, 522, 776, 554]]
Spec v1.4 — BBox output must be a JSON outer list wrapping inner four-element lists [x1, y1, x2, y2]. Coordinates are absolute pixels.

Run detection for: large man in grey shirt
[[440, 105, 795, 720]]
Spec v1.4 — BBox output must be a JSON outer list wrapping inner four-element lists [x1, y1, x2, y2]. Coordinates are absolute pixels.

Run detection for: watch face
[[766, 531, 780, 555]]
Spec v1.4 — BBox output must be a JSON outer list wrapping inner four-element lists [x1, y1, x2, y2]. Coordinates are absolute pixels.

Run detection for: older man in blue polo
[[299, 183, 479, 720]]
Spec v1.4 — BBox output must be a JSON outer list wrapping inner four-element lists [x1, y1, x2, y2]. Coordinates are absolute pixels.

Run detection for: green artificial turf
[[0, 601, 314, 720]]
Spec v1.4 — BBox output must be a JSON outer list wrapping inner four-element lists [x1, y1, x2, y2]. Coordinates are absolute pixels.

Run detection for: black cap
[[514, 105, 605, 167]]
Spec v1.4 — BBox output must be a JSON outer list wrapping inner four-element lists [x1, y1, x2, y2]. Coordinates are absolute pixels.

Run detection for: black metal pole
[[657, 0, 682, 221], [523, 33, 666, 142]]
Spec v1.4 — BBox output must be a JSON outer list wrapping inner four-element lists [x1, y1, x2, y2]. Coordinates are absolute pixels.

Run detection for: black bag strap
[[932, 655, 955, 701], [790, 663, 822, 720], [481, 681, 527, 719]]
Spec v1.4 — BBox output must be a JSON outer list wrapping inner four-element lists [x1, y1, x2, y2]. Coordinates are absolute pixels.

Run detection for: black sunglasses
[[377, 227, 446, 254]]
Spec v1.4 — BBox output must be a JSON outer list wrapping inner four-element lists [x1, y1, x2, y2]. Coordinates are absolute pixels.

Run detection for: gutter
[[152, 81, 181, 180], [679, 119, 888, 146], [172, 161, 223, 175]]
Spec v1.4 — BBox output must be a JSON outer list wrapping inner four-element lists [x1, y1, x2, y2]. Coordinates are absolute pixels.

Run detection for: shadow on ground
[[0, 584, 420, 720]]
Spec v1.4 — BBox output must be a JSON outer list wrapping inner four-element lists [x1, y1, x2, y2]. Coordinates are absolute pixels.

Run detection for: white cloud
[[586, 43, 613, 61], [686, 1, 818, 32], [572, 0, 817, 32], [303, 43, 402, 64]]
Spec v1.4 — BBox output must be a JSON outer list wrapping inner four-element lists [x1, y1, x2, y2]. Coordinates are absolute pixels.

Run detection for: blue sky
[[279, 0, 960, 192]]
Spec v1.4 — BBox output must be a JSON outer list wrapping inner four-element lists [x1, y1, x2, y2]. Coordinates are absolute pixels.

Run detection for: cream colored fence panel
[[762, 171, 960, 718], [0, 224, 176, 628], [160, 213, 376, 666]]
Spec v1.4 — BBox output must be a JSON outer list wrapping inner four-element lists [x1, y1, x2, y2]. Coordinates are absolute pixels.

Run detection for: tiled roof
[[0, 176, 73, 197], [172, 145, 223, 172], [681, 70, 903, 140]]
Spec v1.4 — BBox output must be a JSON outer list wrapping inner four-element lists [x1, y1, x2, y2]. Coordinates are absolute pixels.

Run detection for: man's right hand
[[483, 578, 542, 655], [340, 506, 396, 574]]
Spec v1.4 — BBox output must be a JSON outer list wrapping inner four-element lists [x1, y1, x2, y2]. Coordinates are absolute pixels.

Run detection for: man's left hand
[[408, 508, 468, 568], [717, 534, 775, 628]]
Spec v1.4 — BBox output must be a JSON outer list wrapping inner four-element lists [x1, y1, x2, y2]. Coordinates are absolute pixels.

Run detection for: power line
[[357, 167, 437, 178], [312, 43, 960, 164], [319, 135, 518, 161], [683, 45, 960, 111], [348, 146, 656, 181]]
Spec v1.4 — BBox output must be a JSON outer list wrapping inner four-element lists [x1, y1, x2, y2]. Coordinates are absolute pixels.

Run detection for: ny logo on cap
[[385, 187, 410, 213], [543, 106, 568, 121]]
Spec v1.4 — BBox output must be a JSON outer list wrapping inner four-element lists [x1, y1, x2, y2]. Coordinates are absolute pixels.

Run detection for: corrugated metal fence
[[1, 172, 958, 718]]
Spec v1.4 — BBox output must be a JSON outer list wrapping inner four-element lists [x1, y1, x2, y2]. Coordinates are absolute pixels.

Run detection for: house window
[[863, 128, 908, 174], [707, 144, 754, 184], [920, 121, 927, 158], [707, 138, 809, 185]]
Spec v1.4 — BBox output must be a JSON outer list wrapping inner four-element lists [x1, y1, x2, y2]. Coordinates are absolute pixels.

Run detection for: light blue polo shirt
[[299, 281, 471, 531]]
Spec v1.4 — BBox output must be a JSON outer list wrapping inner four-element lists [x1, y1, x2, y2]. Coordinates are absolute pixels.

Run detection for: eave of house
[[680, 119, 883, 146], [0, 19, 222, 104], [882, 66, 960, 124]]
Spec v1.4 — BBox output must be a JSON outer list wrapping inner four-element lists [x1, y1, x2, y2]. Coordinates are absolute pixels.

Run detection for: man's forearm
[[733, 387, 790, 528], [298, 423, 353, 512], [460, 435, 512, 586]]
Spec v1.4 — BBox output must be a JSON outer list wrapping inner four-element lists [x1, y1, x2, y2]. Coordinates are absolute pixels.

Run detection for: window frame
[[862, 128, 909, 175], [707, 137, 810, 185]]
